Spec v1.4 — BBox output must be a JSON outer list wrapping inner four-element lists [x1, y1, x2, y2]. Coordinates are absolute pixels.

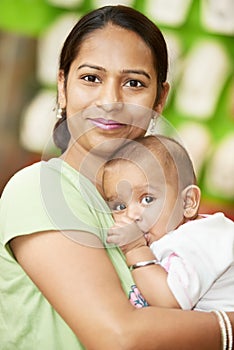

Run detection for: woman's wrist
[[212, 310, 233, 350]]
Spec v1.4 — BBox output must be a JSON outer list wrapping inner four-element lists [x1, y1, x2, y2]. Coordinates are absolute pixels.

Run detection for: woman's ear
[[57, 70, 67, 109], [182, 185, 201, 219], [154, 82, 170, 114]]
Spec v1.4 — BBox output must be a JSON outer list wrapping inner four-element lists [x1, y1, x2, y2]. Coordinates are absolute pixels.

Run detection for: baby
[[103, 135, 234, 311]]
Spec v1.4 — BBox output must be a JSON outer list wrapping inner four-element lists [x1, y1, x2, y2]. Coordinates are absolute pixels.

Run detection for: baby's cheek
[[112, 212, 127, 223], [144, 207, 161, 227]]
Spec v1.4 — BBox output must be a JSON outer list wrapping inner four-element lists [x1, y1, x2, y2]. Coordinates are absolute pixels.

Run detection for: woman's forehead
[[74, 24, 156, 70]]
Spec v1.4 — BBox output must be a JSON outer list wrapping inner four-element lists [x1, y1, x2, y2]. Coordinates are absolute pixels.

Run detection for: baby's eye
[[114, 203, 127, 211], [82, 75, 101, 83], [141, 196, 154, 205], [125, 79, 144, 88]]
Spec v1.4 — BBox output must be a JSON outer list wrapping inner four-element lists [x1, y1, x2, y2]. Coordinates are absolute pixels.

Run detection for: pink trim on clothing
[[164, 252, 178, 272]]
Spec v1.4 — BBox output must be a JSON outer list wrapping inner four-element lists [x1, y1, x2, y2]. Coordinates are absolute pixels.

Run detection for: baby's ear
[[182, 185, 201, 219]]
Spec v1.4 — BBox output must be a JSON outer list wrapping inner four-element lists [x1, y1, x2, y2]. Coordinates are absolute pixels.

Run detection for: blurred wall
[[0, 32, 41, 194]]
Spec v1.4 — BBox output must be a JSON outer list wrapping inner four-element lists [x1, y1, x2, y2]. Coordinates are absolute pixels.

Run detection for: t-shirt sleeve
[[158, 252, 201, 309], [0, 161, 102, 249]]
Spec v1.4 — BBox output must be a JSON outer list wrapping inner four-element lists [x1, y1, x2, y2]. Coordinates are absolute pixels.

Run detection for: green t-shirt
[[0, 159, 146, 350]]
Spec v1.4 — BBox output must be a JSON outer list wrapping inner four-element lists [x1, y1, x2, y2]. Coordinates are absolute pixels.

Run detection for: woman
[[0, 5, 233, 349]]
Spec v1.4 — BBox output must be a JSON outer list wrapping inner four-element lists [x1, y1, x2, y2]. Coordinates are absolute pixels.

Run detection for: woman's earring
[[149, 116, 156, 135], [56, 106, 63, 119]]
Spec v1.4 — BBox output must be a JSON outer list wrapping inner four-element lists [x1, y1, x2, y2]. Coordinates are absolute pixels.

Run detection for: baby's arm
[[107, 223, 180, 308], [126, 245, 181, 308]]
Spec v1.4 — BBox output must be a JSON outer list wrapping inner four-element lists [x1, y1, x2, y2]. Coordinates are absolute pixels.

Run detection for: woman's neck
[[60, 142, 106, 194]]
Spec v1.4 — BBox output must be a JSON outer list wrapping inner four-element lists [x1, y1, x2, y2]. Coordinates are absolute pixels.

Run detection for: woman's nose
[[96, 80, 123, 111]]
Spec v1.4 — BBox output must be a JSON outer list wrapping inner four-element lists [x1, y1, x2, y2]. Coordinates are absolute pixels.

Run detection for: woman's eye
[[125, 79, 143, 88], [115, 203, 127, 211], [141, 196, 154, 205], [82, 75, 100, 83]]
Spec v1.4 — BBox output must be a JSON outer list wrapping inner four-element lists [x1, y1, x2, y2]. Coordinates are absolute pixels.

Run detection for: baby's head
[[103, 135, 201, 242]]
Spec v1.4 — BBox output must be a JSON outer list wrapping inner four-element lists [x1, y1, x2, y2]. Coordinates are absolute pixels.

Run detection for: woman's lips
[[89, 118, 125, 130]]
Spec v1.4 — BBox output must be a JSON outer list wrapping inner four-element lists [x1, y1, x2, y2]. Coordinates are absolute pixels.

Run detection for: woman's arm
[[10, 230, 231, 350]]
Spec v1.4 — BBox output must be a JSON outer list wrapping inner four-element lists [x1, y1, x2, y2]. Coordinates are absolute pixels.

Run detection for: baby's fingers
[[106, 231, 120, 245]]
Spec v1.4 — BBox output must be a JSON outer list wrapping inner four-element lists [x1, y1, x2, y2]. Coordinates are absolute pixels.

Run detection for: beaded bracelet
[[212, 310, 233, 350], [129, 259, 160, 271]]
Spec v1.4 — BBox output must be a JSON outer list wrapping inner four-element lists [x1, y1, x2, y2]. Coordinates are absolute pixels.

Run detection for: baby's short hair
[[104, 135, 197, 190]]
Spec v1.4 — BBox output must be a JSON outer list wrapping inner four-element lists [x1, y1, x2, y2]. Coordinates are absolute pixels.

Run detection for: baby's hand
[[106, 218, 146, 254]]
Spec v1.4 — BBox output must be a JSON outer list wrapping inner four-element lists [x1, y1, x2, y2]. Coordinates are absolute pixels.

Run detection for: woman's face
[[58, 24, 168, 156]]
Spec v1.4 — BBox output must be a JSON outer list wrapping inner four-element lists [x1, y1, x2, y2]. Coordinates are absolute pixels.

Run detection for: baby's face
[[103, 159, 185, 244]]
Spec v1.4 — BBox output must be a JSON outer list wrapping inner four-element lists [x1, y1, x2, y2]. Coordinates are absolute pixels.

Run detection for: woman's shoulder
[[1, 158, 67, 197], [1, 161, 42, 197], [0, 158, 79, 245], [0, 158, 69, 216]]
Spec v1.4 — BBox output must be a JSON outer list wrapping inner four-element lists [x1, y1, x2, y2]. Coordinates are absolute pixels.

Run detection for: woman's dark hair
[[53, 5, 168, 152]]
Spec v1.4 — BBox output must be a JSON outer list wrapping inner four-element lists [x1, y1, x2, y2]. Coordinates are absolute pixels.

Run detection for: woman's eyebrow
[[77, 65, 151, 79], [77, 63, 106, 71], [121, 69, 151, 80]]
